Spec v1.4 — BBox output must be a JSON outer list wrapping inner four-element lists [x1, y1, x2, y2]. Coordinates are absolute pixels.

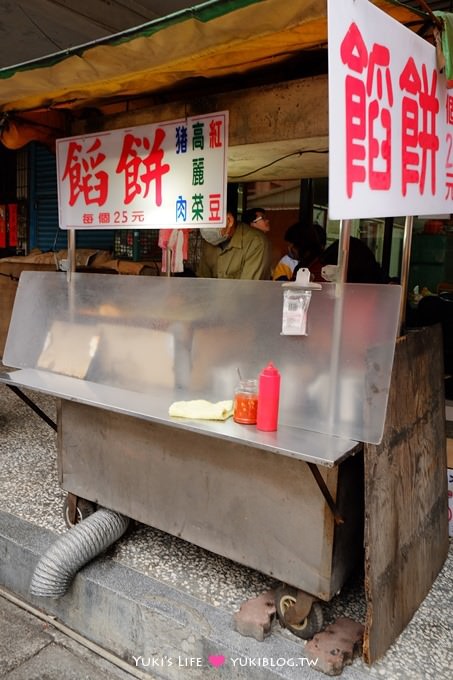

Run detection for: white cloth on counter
[[169, 399, 233, 421]]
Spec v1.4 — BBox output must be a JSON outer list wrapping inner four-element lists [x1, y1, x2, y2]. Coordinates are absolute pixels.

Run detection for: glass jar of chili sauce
[[233, 379, 258, 424]]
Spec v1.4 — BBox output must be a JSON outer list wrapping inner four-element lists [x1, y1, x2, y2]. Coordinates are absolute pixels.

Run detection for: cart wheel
[[275, 586, 324, 639], [63, 496, 96, 528]]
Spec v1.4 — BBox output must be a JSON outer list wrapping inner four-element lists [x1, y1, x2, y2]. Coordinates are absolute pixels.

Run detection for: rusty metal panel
[[58, 400, 362, 601]]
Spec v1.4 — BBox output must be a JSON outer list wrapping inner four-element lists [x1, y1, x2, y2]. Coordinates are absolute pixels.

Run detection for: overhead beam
[[75, 74, 329, 146], [72, 74, 329, 181]]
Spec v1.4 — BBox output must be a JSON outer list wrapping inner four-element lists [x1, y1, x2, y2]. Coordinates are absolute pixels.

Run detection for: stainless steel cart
[[0, 272, 401, 636]]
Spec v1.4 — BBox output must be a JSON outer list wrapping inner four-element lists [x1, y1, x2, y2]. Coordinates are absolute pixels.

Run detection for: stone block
[[304, 616, 364, 675], [232, 590, 276, 642]]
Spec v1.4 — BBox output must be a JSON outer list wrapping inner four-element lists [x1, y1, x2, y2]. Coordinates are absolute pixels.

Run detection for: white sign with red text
[[56, 111, 228, 229], [328, 0, 453, 219]]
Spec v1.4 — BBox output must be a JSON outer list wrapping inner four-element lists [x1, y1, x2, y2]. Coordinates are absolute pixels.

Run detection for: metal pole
[[67, 228, 76, 283], [398, 215, 413, 335], [66, 228, 77, 331], [327, 219, 351, 427], [336, 219, 351, 285]]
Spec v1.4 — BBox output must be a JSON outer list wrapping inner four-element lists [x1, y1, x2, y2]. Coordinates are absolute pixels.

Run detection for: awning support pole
[[327, 219, 351, 426], [67, 228, 76, 283], [337, 218, 351, 284]]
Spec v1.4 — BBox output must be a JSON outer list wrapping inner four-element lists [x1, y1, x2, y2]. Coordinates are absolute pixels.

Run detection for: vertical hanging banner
[[328, 0, 452, 219], [56, 111, 228, 229], [0, 205, 6, 248]]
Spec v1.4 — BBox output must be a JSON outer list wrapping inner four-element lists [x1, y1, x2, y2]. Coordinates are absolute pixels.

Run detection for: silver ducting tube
[[30, 508, 130, 598]]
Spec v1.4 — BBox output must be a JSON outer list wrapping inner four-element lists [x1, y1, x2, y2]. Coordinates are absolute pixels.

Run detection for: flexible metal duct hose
[[30, 508, 130, 598]]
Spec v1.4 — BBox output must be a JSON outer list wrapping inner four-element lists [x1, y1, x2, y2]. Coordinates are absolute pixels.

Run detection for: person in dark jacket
[[321, 236, 386, 283], [294, 235, 386, 283]]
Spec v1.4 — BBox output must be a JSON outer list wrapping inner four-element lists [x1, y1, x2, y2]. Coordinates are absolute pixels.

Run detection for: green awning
[[0, 0, 426, 114]]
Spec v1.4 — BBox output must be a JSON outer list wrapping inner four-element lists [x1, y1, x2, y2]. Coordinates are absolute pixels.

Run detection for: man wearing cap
[[197, 208, 270, 280]]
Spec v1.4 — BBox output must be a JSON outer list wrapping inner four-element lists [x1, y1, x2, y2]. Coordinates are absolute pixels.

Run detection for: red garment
[[158, 229, 190, 273]]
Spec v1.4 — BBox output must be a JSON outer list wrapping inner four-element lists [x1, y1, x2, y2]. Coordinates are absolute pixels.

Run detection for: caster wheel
[[63, 496, 96, 528], [275, 586, 323, 639]]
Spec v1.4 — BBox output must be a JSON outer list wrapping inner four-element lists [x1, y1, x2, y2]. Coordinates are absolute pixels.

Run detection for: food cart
[[0, 268, 402, 638], [0, 0, 448, 664]]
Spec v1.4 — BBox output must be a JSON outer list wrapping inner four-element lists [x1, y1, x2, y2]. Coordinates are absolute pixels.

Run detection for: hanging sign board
[[328, 0, 452, 219], [56, 111, 228, 229]]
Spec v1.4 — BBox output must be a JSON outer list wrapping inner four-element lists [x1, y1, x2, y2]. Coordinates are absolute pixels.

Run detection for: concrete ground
[[0, 380, 452, 679]]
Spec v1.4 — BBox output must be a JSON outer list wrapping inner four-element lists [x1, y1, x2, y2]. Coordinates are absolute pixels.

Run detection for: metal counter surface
[[0, 368, 360, 467]]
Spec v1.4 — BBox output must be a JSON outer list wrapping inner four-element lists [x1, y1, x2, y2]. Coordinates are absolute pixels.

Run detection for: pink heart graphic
[[208, 655, 226, 667]]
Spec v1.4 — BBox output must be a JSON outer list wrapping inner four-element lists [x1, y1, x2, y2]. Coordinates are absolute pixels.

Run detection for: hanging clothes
[[158, 229, 190, 273]]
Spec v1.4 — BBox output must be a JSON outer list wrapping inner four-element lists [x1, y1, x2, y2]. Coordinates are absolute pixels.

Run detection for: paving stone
[[0, 596, 53, 675], [0, 595, 141, 680], [3, 642, 129, 680]]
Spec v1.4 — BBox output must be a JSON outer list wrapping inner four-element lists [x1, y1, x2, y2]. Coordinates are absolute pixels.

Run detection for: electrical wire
[[229, 148, 328, 179]]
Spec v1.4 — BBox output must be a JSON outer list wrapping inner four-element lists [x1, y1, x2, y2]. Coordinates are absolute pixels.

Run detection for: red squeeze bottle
[[256, 363, 280, 431]]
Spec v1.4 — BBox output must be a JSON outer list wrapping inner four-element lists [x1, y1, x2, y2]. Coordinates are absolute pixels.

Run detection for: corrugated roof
[[0, 0, 200, 69]]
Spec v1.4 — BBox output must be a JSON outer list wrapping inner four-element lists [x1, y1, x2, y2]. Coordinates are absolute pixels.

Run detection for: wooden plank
[[363, 326, 449, 663]]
